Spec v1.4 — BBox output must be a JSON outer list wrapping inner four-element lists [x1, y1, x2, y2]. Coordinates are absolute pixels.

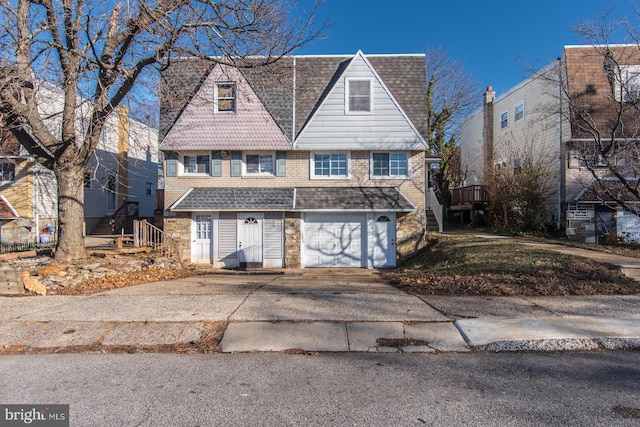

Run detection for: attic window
[[346, 79, 372, 113], [215, 82, 236, 112]]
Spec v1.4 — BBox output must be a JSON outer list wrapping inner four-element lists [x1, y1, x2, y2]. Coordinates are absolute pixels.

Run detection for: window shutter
[[211, 151, 222, 176], [166, 152, 177, 177], [231, 151, 242, 177], [276, 151, 287, 177]]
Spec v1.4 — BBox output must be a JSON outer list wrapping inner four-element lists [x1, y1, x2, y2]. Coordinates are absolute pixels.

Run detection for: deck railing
[[451, 185, 489, 207], [133, 219, 183, 260]]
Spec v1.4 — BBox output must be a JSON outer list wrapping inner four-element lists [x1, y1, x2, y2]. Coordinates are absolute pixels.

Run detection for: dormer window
[[215, 82, 236, 113], [346, 78, 372, 113]]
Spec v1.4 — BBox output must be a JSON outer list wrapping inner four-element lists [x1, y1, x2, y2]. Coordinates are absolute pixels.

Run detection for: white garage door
[[303, 214, 365, 267]]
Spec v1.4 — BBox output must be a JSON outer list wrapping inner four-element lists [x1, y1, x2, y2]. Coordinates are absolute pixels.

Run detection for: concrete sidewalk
[[1, 272, 640, 354]]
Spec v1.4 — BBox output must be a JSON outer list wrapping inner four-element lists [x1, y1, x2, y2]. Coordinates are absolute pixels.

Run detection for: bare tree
[[487, 142, 557, 233], [562, 7, 640, 216], [424, 47, 480, 207], [0, 0, 324, 261]]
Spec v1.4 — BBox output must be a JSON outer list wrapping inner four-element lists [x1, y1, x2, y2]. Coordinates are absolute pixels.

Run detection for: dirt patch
[[0, 322, 226, 355], [376, 338, 429, 347]]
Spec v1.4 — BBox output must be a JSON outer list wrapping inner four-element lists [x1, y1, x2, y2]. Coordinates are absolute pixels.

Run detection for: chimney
[[483, 86, 495, 186], [484, 85, 495, 105]]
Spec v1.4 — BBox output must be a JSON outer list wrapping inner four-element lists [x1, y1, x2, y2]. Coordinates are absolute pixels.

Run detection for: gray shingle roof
[[294, 187, 415, 211], [170, 187, 294, 211], [169, 186, 414, 212], [160, 53, 427, 147]]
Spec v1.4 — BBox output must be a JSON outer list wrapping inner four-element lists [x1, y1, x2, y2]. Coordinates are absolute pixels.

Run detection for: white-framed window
[[616, 65, 640, 102], [84, 172, 92, 189], [371, 152, 409, 178], [244, 153, 274, 175], [346, 78, 372, 113], [514, 102, 524, 122], [214, 82, 236, 113], [500, 111, 509, 129], [183, 154, 210, 174], [0, 161, 15, 183], [195, 215, 212, 240], [311, 152, 350, 179], [146, 182, 153, 196]]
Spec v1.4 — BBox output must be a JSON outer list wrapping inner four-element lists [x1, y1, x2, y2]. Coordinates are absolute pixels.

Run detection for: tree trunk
[[55, 168, 87, 261]]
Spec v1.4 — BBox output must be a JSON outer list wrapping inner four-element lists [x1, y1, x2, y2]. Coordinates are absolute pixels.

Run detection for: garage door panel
[[303, 214, 365, 267]]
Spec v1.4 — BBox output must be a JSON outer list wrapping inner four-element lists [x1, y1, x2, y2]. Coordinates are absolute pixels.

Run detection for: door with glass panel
[[192, 215, 212, 263]]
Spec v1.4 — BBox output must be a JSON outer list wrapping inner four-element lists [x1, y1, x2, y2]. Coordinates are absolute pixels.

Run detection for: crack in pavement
[[225, 276, 281, 321]]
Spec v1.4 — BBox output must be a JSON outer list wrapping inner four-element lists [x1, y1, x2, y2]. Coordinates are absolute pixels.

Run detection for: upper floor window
[[500, 111, 509, 129], [215, 82, 236, 113], [84, 172, 92, 189], [346, 79, 372, 113], [617, 65, 640, 103], [245, 153, 274, 175], [371, 152, 408, 178], [184, 154, 210, 174], [312, 153, 349, 179], [567, 149, 610, 169], [0, 162, 15, 183], [514, 102, 524, 122], [146, 182, 153, 196]]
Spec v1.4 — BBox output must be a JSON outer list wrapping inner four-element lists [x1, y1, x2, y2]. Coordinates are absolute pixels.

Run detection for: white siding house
[[1, 79, 158, 243]]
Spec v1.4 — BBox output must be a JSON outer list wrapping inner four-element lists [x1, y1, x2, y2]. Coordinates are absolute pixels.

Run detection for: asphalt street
[[1, 352, 639, 426]]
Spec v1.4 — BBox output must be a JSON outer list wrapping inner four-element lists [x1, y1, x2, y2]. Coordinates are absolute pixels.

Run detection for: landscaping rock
[[2, 252, 190, 295]]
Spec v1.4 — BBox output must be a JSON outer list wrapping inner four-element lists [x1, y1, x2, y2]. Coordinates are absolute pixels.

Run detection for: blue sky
[[295, 0, 637, 96]]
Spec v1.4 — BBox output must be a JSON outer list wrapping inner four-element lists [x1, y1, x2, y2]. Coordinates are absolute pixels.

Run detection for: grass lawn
[[383, 234, 640, 296]]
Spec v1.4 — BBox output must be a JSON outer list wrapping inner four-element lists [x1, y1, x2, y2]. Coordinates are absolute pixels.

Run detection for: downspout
[[557, 57, 564, 231], [33, 160, 38, 241]]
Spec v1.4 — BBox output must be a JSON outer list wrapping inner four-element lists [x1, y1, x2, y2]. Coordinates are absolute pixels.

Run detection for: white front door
[[237, 214, 263, 267], [372, 214, 395, 267], [192, 214, 212, 263]]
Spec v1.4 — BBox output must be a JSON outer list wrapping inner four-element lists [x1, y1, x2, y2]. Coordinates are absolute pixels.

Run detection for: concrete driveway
[[2, 269, 640, 354], [101, 271, 448, 322]]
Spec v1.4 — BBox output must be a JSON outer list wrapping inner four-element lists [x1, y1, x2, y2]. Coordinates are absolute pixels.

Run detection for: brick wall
[[164, 150, 425, 210]]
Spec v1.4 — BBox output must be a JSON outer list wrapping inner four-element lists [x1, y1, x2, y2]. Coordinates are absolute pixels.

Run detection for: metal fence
[[0, 240, 55, 255]]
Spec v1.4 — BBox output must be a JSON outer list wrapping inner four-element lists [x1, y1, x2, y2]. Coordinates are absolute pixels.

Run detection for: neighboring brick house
[[160, 51, 429, 268], [0, 81, 159, 244], [458, 44, 640, 244]]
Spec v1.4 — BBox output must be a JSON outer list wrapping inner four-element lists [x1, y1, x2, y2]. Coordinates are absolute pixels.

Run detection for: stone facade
[[284, 213, 301, 268], [163, 212, 192, 262], [396, 211, 427, 260]]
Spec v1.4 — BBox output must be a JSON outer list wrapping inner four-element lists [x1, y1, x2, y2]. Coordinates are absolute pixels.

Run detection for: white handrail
[[426, 188, 444, 232]]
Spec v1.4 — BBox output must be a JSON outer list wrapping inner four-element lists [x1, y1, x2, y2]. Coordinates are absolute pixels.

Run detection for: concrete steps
[[425, 209, 441, 232]]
